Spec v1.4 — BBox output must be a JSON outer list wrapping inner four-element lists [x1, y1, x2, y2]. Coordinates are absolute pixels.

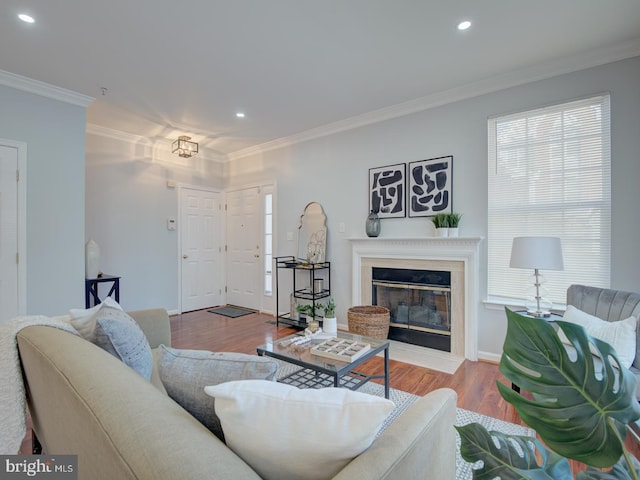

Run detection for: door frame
[[177, 184, 225, 313], [0, 139, 27, 316]]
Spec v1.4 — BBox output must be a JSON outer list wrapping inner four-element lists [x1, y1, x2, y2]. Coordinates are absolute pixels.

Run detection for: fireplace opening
[[372, 267, 451, 352]]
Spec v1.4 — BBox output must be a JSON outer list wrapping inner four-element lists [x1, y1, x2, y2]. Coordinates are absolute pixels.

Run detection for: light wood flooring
[[172, 308, 640, 474]]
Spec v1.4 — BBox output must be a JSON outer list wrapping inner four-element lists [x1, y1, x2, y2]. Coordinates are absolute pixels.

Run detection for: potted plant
[[431, 213, 449, 237], [322, 297, 337, 334], [457, 308, 640, 479], [296, 303, 323, 321], [446, 213, 462, 237]]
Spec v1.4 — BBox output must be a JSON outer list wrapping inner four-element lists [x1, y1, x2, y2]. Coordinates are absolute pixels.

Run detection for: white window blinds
[[487, 94, 611, 304]]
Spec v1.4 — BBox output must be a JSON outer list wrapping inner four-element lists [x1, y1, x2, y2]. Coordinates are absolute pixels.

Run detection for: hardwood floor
[[172, 309, 640, 474], [171, 309, 524, 423]]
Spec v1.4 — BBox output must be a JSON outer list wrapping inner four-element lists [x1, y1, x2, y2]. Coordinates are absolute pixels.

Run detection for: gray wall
[[225, 56, 640, 359], [85, 134, 224, 312], [0, 84, 87, 316]]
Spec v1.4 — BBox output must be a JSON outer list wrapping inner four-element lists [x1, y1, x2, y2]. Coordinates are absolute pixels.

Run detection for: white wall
[[225, 56, 640, 359], [85, 133, 224, 312], [0, 84, 87, 316]]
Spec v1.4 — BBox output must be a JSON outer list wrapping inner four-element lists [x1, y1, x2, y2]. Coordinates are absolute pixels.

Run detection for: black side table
[[85, 275, 120, 308]]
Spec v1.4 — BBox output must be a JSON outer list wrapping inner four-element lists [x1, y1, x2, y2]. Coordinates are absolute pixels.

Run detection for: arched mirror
[[297, 202, 327, 263]]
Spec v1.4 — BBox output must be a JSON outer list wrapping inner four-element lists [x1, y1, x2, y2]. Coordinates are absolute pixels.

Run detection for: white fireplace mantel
[[349, 236, 483, 366]]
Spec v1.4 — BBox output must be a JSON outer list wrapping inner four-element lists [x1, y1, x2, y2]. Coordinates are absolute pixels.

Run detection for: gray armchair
[[566, 284, 640, 397]]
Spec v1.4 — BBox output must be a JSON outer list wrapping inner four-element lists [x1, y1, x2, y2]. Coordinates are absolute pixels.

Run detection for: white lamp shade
[[509, 237, 564, 271]]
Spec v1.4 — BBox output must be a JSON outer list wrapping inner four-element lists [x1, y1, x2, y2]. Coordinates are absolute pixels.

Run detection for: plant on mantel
[[431, 213, 449, 229], [457, 308, 640, 479], [447, 212, 463, 228]]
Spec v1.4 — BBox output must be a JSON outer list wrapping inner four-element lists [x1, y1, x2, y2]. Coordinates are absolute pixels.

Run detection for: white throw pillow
[[69, 297, 123, 339], [205, 380, 394, 480], [558, 305, 637, 369]]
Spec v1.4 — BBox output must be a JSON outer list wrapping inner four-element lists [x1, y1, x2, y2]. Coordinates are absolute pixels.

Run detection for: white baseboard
[[478, 351, 502, 364]]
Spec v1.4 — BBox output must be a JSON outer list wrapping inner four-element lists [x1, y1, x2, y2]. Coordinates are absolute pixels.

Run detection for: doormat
[[208, 306, 255, 318]]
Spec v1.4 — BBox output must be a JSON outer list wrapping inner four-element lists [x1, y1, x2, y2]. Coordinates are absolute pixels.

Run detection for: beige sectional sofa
[[17, 308, 458, 479]]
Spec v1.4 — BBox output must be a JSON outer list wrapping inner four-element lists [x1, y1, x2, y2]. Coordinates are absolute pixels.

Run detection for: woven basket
[[347, 306, 390, 339]]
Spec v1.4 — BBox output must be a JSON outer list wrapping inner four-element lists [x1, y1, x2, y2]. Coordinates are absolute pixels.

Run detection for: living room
[[2, 2, 640, 477], [2, 14, 640, 363]]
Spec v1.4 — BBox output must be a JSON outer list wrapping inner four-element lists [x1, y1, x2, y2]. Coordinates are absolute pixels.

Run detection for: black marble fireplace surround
[[372, 267, 452, 352]]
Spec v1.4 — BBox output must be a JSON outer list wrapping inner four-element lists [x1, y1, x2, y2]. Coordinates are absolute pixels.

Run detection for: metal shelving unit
[[274, 256, 331, 328]]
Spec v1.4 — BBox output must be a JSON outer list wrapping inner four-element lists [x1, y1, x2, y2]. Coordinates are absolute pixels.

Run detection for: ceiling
[[2, 1, 640, 159]]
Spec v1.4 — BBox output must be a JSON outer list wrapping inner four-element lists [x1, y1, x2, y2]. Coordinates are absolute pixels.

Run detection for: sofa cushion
[[559, 305, 637, 369], [157, 345, 278, 441], [91, 306, 153, 380], [69, 296, 123, 340], [205, 380, 394, 480]]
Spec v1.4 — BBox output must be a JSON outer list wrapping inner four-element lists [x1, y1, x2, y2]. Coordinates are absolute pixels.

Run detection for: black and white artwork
[[369, 163, 406, 218], [408, 156, 452, 217]]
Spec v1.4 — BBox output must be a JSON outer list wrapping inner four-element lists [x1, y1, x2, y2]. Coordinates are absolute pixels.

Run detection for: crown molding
[[227, 39, 640, 161], [0, 69, 94, 107], [86, 123, 150, 144]]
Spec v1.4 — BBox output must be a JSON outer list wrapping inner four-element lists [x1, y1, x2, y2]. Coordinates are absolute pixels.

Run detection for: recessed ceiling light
[[457, 20, 471, 31], [236, 112, 245, 118], [18, 13, 35, 23]]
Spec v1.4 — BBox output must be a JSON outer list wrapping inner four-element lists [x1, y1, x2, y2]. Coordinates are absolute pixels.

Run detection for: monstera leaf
[[456, 422, 571, 479], [499, 308, 640, 468], [578, 455, 640, 479]]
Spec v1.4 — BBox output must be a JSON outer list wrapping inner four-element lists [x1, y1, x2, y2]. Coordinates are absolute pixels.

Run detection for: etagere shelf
[[274, 256, 331, 328]]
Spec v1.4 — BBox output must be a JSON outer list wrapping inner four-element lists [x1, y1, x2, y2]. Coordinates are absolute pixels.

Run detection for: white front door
[[226, 187, 261, 310], [0, 144, 19, 323], [180, 187, 224, 312]]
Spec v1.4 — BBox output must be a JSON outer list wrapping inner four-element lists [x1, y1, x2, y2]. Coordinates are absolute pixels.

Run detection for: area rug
[[274, 363, 535, 480], [208, 306, 255, 318]]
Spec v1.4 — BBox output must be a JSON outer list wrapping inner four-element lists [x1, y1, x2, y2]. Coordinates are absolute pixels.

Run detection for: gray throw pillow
[[92, 306, 153, 381], [158, 345, 278, 441]]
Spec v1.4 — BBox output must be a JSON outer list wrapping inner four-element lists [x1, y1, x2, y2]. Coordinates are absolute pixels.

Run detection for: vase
[[85, 239, 101, 279], [366, 211, 381, 237], [290, 294, 299, 320], [323, 316, 337, 335]]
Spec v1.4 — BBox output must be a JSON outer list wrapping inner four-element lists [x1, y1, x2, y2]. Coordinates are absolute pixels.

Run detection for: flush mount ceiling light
[[236, 112, 245, 118], [18, 13, 35, 23], [457, 20, 471, 31], [172, 136, 198, 158]]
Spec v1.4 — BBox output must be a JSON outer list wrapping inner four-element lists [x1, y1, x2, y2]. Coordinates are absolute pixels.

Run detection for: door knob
[[182, 254, 189, 259], [254, 254, 260, 258]]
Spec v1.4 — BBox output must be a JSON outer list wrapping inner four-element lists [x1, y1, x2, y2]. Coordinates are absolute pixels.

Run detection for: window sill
[[483, 296, 566, 314]]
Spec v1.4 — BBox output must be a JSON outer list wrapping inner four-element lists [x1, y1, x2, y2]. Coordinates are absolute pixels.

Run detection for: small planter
[[323, 316, 337, 335], [448, 227, 459, 237], [435, 227, 448, 237]]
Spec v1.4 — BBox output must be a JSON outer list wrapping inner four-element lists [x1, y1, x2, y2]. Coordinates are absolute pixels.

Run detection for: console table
[[85, 275, 120, 308]]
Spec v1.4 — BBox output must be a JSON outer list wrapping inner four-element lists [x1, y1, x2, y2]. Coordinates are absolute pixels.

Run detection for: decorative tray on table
[[310, 337, 371, 362]]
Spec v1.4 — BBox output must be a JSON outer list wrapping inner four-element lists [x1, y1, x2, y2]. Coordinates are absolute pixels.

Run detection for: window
[[264, 192, 273, 295], [488, 94, 611, 305]]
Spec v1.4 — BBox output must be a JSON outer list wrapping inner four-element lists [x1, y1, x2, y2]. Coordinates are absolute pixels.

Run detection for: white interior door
[[226, 187, 261, 310], [180, 187, 224, 312], [0, 145, 19, 323]]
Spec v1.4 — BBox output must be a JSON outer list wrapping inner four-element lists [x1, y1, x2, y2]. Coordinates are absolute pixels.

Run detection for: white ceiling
[[2, 1, 640, 158]]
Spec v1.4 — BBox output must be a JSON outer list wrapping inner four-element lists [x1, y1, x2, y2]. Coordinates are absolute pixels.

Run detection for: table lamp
[[509, 236, 564, 317]]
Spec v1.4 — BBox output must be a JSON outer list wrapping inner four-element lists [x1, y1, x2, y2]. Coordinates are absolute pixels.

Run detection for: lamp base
[[526, 309, 551, 318]]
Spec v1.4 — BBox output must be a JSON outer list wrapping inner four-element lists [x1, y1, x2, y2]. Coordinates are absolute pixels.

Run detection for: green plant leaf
[[499, 308, 640, 468], [577, 454, 640, 479], [456, 422, 571, 479]]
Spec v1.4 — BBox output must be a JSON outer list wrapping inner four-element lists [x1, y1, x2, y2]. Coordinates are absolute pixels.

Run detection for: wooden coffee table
[[257, 331, 390, 398]]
